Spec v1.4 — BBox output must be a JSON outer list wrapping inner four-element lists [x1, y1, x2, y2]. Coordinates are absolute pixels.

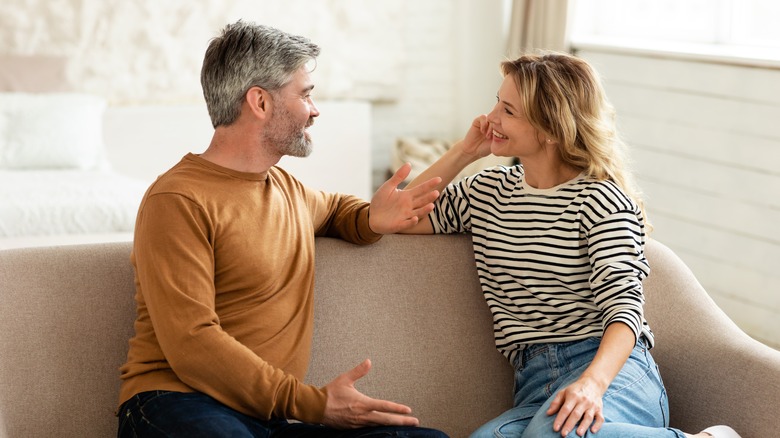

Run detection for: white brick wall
[[576, 46, 780, 349]]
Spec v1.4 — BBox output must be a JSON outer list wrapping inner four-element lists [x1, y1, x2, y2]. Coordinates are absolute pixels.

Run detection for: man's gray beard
[[284, 134, 312, 158], [263, 127, 312, 158], [264, 103, 313, 158]]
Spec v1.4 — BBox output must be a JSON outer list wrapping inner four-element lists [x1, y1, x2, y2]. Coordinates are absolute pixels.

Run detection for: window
[[572, 0, 780, 59]]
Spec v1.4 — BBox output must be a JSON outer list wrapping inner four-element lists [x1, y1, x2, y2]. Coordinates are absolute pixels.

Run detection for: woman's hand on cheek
[[461, 114, 493, 159]]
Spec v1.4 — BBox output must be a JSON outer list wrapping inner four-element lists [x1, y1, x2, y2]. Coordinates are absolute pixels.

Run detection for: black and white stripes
[[430, 165, 652, 362]]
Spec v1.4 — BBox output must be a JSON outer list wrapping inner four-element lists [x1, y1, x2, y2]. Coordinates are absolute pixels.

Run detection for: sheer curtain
[[506, 0, 571, 56]]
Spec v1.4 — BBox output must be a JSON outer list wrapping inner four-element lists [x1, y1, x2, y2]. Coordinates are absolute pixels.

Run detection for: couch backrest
[[307, 235, 514, 436]]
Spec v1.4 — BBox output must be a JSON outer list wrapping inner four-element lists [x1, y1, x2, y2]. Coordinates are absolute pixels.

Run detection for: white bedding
[[0, 170, 147, 237]]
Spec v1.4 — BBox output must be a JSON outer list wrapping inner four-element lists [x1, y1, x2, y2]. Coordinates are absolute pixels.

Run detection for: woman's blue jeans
[[117, 390, 448, 438], [470, 337, 686, 438]]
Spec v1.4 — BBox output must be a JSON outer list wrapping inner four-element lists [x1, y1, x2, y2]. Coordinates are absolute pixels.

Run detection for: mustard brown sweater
[[118, 153, 381, 423]]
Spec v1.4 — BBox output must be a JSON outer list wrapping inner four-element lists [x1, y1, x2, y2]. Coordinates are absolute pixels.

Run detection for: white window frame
[[570, 0, 780, 68]]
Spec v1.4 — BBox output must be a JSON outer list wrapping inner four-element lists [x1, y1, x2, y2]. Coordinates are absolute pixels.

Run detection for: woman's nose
[[486, 105, 499, 124]]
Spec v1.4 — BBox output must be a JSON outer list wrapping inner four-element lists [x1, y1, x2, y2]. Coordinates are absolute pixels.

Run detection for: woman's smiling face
[[486, 75, 547, 159]]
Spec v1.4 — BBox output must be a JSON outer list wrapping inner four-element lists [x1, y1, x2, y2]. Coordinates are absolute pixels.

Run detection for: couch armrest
[[644, 239, 780, 437]]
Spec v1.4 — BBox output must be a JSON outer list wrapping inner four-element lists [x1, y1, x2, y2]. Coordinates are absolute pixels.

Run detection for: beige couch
[[0, 234, 778, 437]]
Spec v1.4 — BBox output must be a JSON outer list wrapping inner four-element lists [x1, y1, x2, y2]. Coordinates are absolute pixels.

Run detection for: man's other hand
[[321, 359, 420, 429]]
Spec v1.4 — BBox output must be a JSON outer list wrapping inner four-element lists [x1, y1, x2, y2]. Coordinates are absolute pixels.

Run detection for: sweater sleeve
[[586, 210, 650, 342], [305, 188, 382, 244], [132, 192, 327, 423]]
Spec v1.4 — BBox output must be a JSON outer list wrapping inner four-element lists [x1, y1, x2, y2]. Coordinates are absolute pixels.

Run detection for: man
[[117, 21, 446, 438]]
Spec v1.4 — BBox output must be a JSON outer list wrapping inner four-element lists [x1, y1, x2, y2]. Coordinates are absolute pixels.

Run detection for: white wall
[[575, 45, 780, 349], [367, 1, 507, 187], [103, 101, 375, 200]]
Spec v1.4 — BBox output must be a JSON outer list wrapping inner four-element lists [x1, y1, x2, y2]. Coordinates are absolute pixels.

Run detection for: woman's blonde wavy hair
[[500, 51, 648, 227]]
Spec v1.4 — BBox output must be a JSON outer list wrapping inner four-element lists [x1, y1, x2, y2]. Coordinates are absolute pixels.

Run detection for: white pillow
[[0, 93, 107, 169]]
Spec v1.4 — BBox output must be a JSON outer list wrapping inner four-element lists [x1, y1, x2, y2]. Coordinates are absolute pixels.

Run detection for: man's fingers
[[411, 203, 435, 219], [324, 359, 425, 430], [341, 393, 418, 428], [362, 410, 420, 428], [421, 189, 440, 204], [405, 178, 440, 213], [406, 177, 441, 196], [359, 397, 418, 427], [344, 359, 372, 384], [363, 397, 413, 416], [388, 163, 412, 186]]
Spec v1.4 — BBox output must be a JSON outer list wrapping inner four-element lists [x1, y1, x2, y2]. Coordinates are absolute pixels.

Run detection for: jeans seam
[[495, 417, 525, 438], [118, 407, 134, 438], [602, 364, 652, 400], [138, 393, 175, 438], [523, 345, 547, 363]]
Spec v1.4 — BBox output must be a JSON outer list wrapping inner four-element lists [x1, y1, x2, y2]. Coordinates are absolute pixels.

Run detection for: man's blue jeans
[[118, 390, 448, 438], [470, 337, 687, 438]]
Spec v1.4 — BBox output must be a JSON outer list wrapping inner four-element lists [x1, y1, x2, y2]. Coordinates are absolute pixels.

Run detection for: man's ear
[[246, 86, 271, 120]]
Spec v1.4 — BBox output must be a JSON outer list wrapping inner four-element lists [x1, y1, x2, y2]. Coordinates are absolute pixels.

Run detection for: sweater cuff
[[358, 205, 383, 243], [291, 384, 328, 424]]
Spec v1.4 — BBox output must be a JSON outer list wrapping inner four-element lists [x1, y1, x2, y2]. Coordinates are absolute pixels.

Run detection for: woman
[[402, 52, 739, 438]]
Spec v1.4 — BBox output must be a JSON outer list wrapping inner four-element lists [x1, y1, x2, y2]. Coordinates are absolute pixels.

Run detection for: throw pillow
[[0, 92, 107, 169]]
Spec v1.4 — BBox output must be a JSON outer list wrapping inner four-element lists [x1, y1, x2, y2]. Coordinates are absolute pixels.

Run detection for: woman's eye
[[496, 96, 513, 115]]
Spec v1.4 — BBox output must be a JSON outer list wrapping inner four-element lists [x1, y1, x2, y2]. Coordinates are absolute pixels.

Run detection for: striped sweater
[[430, 165, 652, 362]]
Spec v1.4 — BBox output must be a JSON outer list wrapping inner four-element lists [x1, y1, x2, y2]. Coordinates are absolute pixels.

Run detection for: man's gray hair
[[201, 21, 320, 128]]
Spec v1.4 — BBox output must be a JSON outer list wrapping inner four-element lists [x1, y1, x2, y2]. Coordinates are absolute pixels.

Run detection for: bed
[[0, 92, 148, 247], [0, 169, 145, 237]]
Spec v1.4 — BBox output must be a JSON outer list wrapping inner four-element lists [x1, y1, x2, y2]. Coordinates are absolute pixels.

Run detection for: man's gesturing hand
[[321, 359, 420, 429], [368, 163, 440, 235]]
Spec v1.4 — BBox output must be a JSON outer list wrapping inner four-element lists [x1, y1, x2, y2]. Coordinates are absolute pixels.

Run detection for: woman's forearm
[[397, 142, 478, 235], [407, 114, 493, 192], [581, 322, 637, 393], [405, 140, 480, 193]]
